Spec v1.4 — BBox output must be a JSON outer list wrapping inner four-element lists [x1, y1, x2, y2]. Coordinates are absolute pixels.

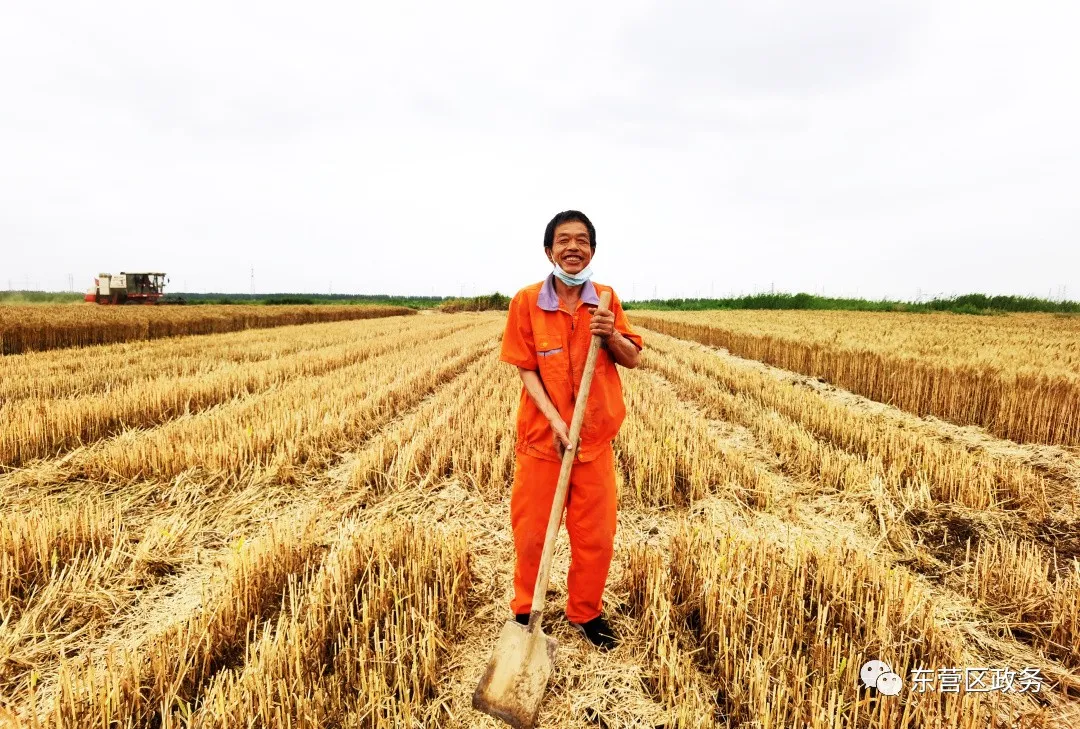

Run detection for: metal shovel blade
[[472, 620, 559, 728]]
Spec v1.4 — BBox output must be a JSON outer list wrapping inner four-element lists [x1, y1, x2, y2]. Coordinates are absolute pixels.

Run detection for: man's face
[[546, 221, 593, 275]]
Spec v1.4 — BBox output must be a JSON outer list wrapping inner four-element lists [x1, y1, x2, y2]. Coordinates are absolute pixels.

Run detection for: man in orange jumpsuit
[[499, 210, 643, 650]]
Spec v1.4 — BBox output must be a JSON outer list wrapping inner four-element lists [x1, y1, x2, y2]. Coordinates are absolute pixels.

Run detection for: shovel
[[472, 290, 612, 728]]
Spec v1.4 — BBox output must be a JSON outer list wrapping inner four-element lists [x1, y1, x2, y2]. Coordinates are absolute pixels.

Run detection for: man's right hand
[[550, 416, 571, 458]]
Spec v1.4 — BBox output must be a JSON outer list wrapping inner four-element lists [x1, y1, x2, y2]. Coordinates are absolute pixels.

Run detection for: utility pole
[[251, 266, 255, 295]]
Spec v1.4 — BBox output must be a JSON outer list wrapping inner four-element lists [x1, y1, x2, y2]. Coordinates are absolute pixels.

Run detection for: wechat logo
[[860, 659, 903, 696]]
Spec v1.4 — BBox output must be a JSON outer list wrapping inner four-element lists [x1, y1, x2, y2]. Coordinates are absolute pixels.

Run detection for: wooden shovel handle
[[528, 290, 612, 632]]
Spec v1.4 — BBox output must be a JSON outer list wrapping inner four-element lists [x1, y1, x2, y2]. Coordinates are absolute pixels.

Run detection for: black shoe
[[515, 613, 529, 626], [569, 615, 618, 650]]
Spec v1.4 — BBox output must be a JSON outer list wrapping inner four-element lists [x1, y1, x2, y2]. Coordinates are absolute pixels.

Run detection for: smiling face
[[545, 220, 593, 275]]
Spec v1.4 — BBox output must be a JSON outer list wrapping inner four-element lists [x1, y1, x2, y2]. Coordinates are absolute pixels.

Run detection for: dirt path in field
[[411, 480, 676, 728]]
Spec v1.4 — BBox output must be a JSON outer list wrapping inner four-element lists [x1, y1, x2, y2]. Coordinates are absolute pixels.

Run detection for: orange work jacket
[[500, 274, 644, 464]]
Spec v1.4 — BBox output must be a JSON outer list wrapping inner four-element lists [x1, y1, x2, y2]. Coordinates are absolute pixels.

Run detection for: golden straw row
[[0, 502, 138, 700], [190, 520, 469, 729], [630, 311, 1080, 446], [4, 318, 502, 491], [0, 315, 478, 468], [631, 310, 1080, 378], [0, 474, 311, 700], [961, 537, 1080, 670], [0, 315, 413, 403], [346, 345, 789, 511], [0, 303, 416, 355], [630, 331, 1079, 682], [640, 329, 1052, 515], [42, 512, 324, 728], [1, 340, 499, 707], [625, 514, 1065, 729], [638, 332, 1080, 637], [349, 348, 518, 499], [616, 367, 784, 509], [38, 512, 467, 729]]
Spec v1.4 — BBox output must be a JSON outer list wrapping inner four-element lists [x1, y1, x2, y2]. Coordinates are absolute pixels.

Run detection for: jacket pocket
[[535, 336, 569, 384]]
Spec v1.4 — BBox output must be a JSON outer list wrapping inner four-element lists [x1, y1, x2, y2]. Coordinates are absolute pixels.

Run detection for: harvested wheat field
[[629, 310, 1080, 447], [0, 303, 416, 355], [1, 311, 1078, 728]]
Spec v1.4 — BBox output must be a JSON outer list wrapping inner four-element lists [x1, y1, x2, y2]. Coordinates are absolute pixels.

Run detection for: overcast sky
[[2, 1, 1077, 300]]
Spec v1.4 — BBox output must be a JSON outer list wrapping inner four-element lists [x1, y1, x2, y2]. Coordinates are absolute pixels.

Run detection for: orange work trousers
[[509, 444, 618, 624]]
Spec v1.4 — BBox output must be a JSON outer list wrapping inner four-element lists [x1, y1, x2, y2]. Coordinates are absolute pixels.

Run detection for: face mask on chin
[[552, 262, 593, 286]]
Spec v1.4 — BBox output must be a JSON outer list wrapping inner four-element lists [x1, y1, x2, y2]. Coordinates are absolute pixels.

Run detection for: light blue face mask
[[552, 262, 594, 286]]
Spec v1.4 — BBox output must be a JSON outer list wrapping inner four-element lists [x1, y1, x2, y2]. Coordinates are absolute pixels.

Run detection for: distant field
[[0, 291, 447, 307], [630, 310, 1080, 446], [0, 303, 416, 355], [1, 312, 1077, 727], [622, 292, 1080, 315]]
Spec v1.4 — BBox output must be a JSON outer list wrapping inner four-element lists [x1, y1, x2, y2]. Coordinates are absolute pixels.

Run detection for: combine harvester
[[84, 272, 180, 304]]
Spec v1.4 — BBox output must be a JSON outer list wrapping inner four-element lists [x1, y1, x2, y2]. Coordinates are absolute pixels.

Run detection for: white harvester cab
[[85, 272, 166, 304]]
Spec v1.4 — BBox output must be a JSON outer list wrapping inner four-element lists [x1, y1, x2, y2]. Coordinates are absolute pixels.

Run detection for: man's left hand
[[590, 306, 616, 340]]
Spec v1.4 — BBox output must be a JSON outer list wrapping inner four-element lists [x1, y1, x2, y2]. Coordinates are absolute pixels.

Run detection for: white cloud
[[1, 0, 1076, 300]]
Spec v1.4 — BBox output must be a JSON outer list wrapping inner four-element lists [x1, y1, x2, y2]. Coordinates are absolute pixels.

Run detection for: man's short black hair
[[544, 210, 596, 250]]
